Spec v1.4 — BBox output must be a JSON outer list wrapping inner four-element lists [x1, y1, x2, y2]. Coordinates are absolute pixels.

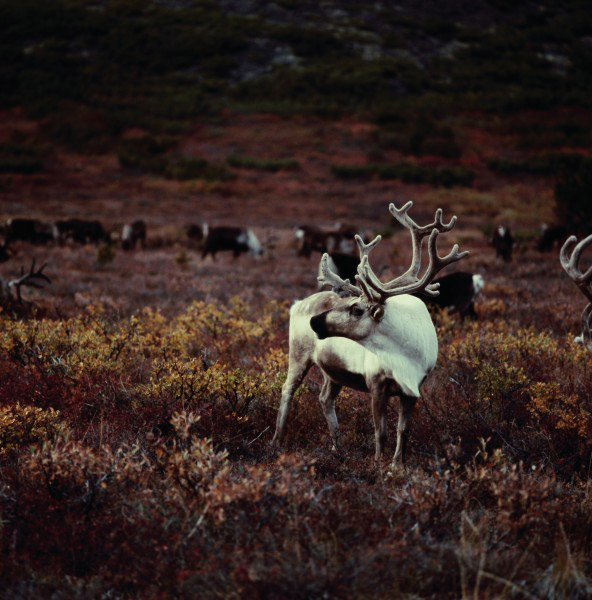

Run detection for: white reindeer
[[560, 233, 592, 352], [271, 202, 468, 467]]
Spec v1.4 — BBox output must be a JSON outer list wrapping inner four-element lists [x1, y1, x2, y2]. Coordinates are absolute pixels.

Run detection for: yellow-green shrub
[[0, 403, 65, 455]]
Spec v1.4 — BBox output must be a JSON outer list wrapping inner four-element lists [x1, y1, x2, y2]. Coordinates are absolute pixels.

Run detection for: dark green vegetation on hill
[[2, 0, 592, 145]]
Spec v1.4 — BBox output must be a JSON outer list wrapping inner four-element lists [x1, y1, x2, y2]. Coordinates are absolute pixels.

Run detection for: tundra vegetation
[[1, 1, 592, 597], [0, 287, 592, 597]]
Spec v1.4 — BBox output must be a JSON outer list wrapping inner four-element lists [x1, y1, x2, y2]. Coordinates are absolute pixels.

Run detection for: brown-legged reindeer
[[560, 233, 592, 352], [272, 202, 468, 467], [0, 259, 51, 315]]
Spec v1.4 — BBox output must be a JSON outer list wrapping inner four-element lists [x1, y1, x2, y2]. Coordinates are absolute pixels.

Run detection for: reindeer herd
[[1, 204, 591, 469], [273, 202, 592, 468]]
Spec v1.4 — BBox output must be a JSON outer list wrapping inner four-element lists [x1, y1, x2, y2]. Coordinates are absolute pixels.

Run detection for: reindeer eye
[[350, 306, 365, 317]]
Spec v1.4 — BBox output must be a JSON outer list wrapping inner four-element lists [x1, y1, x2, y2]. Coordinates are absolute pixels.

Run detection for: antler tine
[[354, 256, 385, 303], [8, 260, 51, 303], [560, 234, 592, 303], [363, 228, 469, 300], [317, 253, 362, 297], [387, 202, 458, 286], [355, 234, 381, 262]]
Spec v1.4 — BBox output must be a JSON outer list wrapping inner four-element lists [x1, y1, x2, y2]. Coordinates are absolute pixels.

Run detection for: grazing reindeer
[[295, 223, 358, 258], [560, 233, 592, 352], [538, 223, 568, 252], [5, 218, 54, 245], [272, 202, 468, 467], [201, 226, 263, 259], [187, 223, 208, 245], [491, 225, 514, 262], [54, 219, 111, 245], [122, 220, 147, 250], [419, 271, 484, 320], [0, 259, 51, 312]]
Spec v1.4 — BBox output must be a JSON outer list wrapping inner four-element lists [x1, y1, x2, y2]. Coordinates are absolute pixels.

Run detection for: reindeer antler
[[319, 202, 468, 303], [386, 201, 457, 287], [8, 259, 51, 303], [560, 233, 592, 352], [356, 202, 468, 303], [560, 234, 592, 303], [318, 253, 362, 297]]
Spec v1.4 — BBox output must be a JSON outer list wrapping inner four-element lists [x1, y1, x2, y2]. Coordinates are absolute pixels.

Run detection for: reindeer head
[[311, 201, 468, 340]]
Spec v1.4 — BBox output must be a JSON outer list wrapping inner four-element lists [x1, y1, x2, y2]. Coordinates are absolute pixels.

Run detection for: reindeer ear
[[369, 304, 384, 321]]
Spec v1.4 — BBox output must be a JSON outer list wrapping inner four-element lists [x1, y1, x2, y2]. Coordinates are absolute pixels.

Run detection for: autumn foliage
[[0, 292, 591, 598]]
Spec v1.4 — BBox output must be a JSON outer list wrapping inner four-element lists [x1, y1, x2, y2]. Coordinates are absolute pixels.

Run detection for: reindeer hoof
[[386, 461, 407, 479]]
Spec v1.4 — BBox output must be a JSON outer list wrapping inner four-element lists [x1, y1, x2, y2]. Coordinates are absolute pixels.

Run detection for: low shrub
[[372, 115, 461, 159], [0, 143, 44, 174], [0, 403, 64, 455], [330, 161, 474, 187], [487, 152, 592, 177], [40, 104, 123, 153], [226, 154, 300, 171], [117, 136, 174, 173], [165, 158, 234, 182], [1, 293, 592, 596], [118, 137, 232, 181], [421, 322, 592, 473]]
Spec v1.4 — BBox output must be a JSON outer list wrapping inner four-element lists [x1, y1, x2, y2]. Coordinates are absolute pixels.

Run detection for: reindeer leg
[[271, 359, 311, 448], [392, 394, 417, 467], [370, 382, 388, 461], [318, 375, 342, 452]]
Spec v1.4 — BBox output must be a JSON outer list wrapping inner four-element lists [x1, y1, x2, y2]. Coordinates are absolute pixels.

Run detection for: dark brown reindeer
[[201, 226, 263, 259], [54, 219, 111, 245], [4, 218, 54, 245], [538, 223, 569, 252], [295, 223, 359, 258], [418, 271, 484, 320], [560, 233, 592, 352], [121, 220, 147, 250], [491, 225, 514, 262]]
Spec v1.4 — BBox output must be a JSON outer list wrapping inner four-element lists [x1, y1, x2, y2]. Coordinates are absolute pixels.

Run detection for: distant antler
[[560, 233, 592, 352], [8, 259, 51, 303]]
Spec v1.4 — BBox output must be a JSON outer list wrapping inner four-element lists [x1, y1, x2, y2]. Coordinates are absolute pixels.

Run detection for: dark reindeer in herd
[[419, 271, 484, 320], [491, 225, 514, 262], [121, 220, 147, 250], [4, 218, 54, 245], [201, 225, 263, 259], [54, 219, 111, 245], [296, 223, 359, 258]]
